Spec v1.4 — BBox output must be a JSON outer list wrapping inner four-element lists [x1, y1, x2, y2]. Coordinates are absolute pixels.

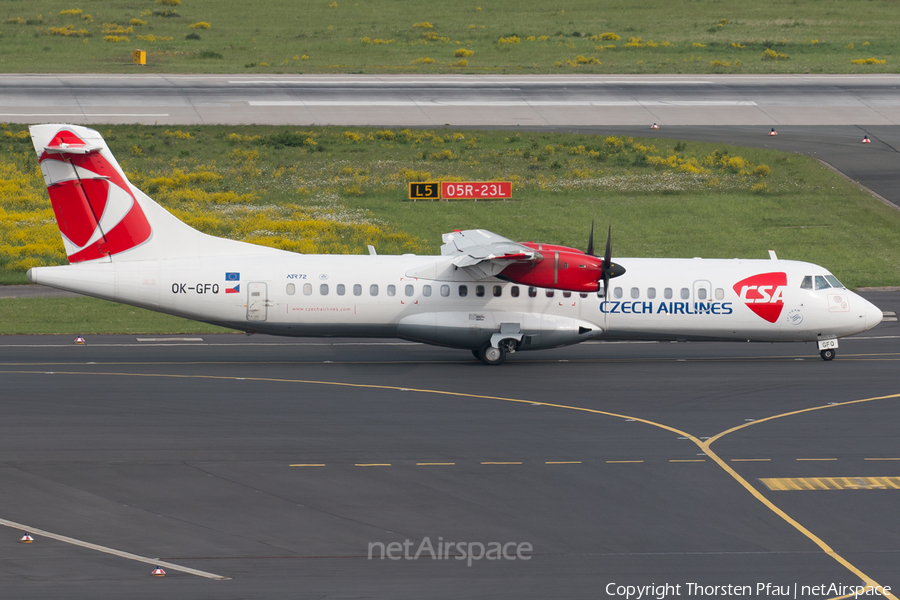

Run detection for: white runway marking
[[0, 517, 230, 580], [229, 79, 717, 85], [249, 100, 757, 107], [0, 341, 422, 348], [135, 337, 205, 342], [0, 113, 170, 117]]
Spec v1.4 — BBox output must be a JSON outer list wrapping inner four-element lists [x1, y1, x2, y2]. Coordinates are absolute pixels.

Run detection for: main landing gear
[[477, 344, 506, 365], [820, 348, 836, 361], [474, 340, 517, 365]]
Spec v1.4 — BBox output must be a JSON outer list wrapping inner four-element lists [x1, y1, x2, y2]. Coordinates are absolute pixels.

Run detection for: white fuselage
[[29, 252, 883, 352]]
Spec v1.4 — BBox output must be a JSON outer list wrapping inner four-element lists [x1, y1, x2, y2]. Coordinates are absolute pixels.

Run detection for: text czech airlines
[[600, 301, 734, 315]]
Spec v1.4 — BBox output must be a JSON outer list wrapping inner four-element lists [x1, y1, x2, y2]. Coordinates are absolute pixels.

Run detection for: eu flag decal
[[225, 272, 240, 281]]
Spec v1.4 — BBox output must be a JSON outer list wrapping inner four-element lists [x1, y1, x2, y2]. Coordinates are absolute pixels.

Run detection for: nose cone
[[864, 298, 884, 331]]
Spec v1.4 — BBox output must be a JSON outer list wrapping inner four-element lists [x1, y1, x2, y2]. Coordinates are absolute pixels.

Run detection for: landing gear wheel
[[478, 343, 507, 366], [820, 348, 836, 361]]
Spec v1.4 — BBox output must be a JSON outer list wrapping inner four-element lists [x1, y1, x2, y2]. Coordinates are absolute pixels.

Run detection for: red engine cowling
[[500, 249, 604, 292]]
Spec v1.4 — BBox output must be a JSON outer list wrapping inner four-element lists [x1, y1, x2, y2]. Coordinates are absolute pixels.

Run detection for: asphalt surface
[[0, 292, 897, 599], [0, 74, 899, 127]]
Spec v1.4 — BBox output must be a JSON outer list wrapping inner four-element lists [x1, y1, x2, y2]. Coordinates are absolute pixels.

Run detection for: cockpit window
[[800, 276, 813, 290], [825, 275, 844, 289], [814, 275, 831, 290]]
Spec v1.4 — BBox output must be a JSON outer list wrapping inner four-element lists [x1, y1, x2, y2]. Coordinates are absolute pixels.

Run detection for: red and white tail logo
[[38, 128, 151, 262], [733, 272, 787, 323]]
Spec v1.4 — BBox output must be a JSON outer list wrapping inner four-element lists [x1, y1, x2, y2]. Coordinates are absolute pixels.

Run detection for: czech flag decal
[[226, 283, 240, 294]]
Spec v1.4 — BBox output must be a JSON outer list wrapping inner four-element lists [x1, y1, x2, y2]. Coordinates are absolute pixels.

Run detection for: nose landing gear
[[817, 339, 838, 361]]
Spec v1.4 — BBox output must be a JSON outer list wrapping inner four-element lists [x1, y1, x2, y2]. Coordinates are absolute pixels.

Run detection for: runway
[[0, 293, 897, 598], [1, 74, 899, 127]]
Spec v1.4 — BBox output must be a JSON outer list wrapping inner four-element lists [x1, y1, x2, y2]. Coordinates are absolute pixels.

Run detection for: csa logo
[[733, 272, 788, 323]]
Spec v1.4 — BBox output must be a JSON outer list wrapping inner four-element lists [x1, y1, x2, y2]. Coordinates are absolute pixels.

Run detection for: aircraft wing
[[441, 229, 539, 267]]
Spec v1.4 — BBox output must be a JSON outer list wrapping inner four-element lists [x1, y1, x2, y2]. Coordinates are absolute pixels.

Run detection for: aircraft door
[[247, 282, 268, 321]]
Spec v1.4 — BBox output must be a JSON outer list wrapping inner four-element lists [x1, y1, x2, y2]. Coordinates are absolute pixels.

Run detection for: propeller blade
[[599, 222, 625, 295], [586, 221, 595, 256], [603, 223, 612, 271]]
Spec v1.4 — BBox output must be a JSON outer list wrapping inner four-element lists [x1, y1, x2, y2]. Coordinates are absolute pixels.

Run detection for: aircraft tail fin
[[30, 124, 275, 263], [30, 124, 155, 263]]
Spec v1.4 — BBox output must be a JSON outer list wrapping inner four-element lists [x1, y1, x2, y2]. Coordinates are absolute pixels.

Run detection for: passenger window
[[303, 283, 312, 296], [320, 284, 329, 295], [353, 284, 362, 296], [423, 285, 432, 297], [680, 288, 690, 300], [715, 288, 724, 300], [528, 287, 537, 298], [337, 284, 345, 296], [664, 288, 673, 299], [630, 287, 639, 299], [476, 285, 485, 297], [614, 287, 623, 299], [800, 276, 813, 290], [440, 284, 450, 297], [387, 285, 396, 297], [579, 293, 588, 299], [493, 285, 502, 297], [815, 276, 831, 290], [598, 285, 606, 298], [697, 288, 707, 300], [511, 286, 520, 298], [286, 283, 296, 295], [545, 290, 555, 298], [647, 287, 656, 299], [370, 284, 379, 296], [405, 284, 414, 297], [459, 285, 468, 297], [562, 291, 571, 298], [825, 275, 844, 289]]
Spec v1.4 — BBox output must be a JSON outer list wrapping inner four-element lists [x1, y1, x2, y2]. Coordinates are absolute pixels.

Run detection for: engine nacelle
[[500, 249, 604, 293]]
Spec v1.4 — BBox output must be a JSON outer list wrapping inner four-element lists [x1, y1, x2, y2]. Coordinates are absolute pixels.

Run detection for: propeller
[[586, 221, 595, 257], [587, 221, 625, 296]]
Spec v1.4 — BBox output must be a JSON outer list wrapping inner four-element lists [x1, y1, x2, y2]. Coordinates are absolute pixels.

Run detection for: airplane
[[25, 124, 883, 364]]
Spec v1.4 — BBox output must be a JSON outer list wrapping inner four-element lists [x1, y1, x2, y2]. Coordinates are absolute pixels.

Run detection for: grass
[[2, 123, 900, 334], [0, 297, 236, 334], [0, 0, 897, 74]]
